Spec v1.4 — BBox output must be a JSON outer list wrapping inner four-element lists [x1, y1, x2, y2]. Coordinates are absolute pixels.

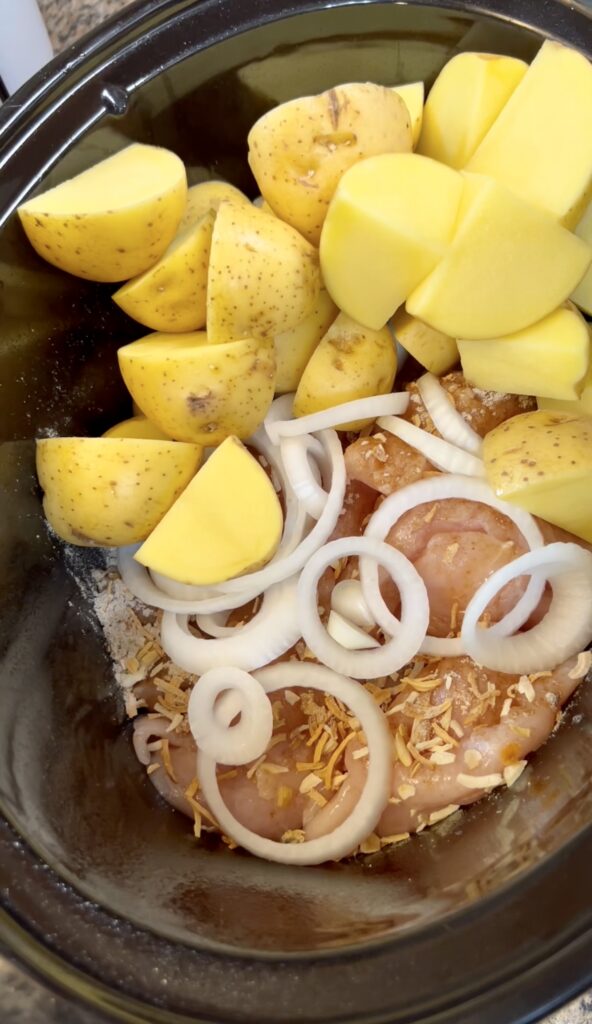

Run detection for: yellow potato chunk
[[293, 312, 396, 429], [537, 362, 592, 417], [274, 289, 338, 394], [18, 144, 187, 282], [483, 410, 592, 542], [320, 153, 463, 330], [135, 436, 283, 585], [112, 210, 215, 333], [417, 52, 526, 169], [248, 83, 412, 245], [207, 200, 320, 343], [391, 308, 458, 375], [571, 201, 592, 316], [36, 437, 202, 547], [103, 415, 171, 440], [407, 173, 592, 339], [458, 304, 591, 400], [392, 82, 424, 148], [179, 180, 249, 230], [118, 332, 275, 445], [467, 40, 592, 227]]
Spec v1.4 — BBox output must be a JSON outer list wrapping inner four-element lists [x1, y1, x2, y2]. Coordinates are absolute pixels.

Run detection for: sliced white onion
[[416, 373, 482, 455], [150, 570, 218, 602], [360, 474, 545, 654], [187, 667, 273, 766], [279, 433, 327, 519], [217, 429, 346, 595], [461, 542, 592, 674], [266, 392, 409, 444], [327, 610, 380, 650], [331, 578, 375, 629], [298, 536, 429, 678], [118, 547, 266, 616], [160, 574, 301, 675], [197, 661, 393, 865], [195, 609, 241, 638], [377, 415, 485, 477]]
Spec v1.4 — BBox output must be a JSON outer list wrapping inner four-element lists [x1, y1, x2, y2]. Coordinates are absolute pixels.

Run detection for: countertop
[[2, 0, 592, 1021]]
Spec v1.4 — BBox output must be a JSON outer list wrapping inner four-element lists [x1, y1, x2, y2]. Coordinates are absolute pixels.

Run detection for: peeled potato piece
[[391, 308, 459, 375], [248, 82, 413, 245], [538, 362, 592, 417], [112, 210, 215, 332], [103, 415, 171, 440], [392, 81, 424, 148], [207, 200, 320, 344], [36, 437, 202, 547], [417, 52, 527, 168], [179, 180, 250, 230], [293, 312, 397, 429], [274, 289, 338, 393], [320, 153, 463, 330], [571, 201, 592, 316], [118, 332, 276, 445], [407, 173, 592, 339], [18, 144, 187, 282], [458, 304, 591, 400], [483, 410, 592, 543], [136, 436, 283, 585]]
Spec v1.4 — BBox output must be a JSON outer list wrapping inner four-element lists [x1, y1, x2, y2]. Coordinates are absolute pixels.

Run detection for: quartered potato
[[102, 415, 171, 440], [36, 437, 202, 546], [293, 312, 397, 429], [112, 210, 215, 332], [407, 173, 592, 339], [538, 362, 592, 417], [274, 289, 338, 393], [207, 200, 320, 343], [136, 437, 283, 586], [179, 180, 250, 230], [391, 308, 459, 375], [118, 332, 276, 445], [392, 82, 424, 148], [458, 303, 591, 400], [18, 144, 187, 282], [320, 152, 463, 329], [483, 410, 592, 542], [571, 200, 592, 315], [248, 82, 413, 245], [417, 52, 527, 168]]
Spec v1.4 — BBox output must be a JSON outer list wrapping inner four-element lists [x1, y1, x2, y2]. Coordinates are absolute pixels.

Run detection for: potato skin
[[118, 332, 276, 445], [207, 200, 320, 344], [293, 312, 397, 429], [112, 210, 215, 333], [274, 289, 338, 393], [18, 144, 187, 282], [36, 437, 203, 547], [248, 83, 413, 245], [102, 416, 171, 440], [180, 181, 250, 230]]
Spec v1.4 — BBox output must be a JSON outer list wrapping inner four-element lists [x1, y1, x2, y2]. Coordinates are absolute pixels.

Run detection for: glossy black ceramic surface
[[0, 1, 591, 1021]]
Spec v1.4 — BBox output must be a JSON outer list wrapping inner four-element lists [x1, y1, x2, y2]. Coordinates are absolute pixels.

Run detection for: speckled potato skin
[[102, 415, 171, 440], [483, 409, 592, 542], [248, 83, 413, 245], [36, 437, 203, 547], [18, 145, 187, 283], [275, 288, 338, 393], [293, 312, 397, 429], [117, 332, 276, 445], [207, 200, 321, 344], [179, 181, 250, 230], [112, 210, 215, 332]]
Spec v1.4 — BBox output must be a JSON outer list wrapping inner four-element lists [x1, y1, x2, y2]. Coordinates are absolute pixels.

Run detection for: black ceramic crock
[[0, 1, 591, 1021]]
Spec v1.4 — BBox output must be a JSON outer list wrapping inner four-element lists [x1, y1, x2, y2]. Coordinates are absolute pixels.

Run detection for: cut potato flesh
[[135, 436, 283, 585], [274, 289, 338, 394], [417, 52, 527, 169], [391, 308, 458, 375], [320, 152, 463, 330], [18, 144, 187, 282], [179, 180, 249, 230], [36, 437, 202, 547], [102, 416, 171, 440], [458, 304, 591, 400], [467, 40, 592, 227], [571, 201, 592, 316], [392, 82, 424, 148], [407, 173, 592, 339], [537, 362, 592, 417], [483, 410, 592, 543]]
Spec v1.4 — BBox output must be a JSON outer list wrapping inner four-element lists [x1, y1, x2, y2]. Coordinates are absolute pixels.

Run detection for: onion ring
[[197, 662, 392, 865], [266, 392, 409, 443], [377, 415, 485, 477], [416, 373, 482, 454], [279, 433, 327, 519], [187, 667, 273, 766]]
